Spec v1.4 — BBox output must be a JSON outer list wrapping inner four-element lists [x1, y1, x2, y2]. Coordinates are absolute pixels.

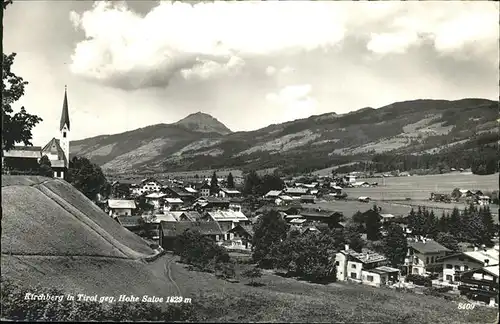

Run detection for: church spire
[[60, 85, 70, 131]]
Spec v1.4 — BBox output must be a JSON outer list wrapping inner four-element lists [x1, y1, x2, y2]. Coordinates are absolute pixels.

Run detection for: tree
[[382, 223, 408, 267], [2, 52, 43, 152], [242, 267, 262, 286], [226, 172, 235, 189], [252, 210, 289, 268], [38, 155, 53, 177], [243, 170, 262, 196], [342, 224, 364, 252], [365, 209, 381, 241], [407, 207, 427, 236], [259, 174, 285, 196], [210, 172, 218, 194], [435, 232, 460, 252], [67, 156, 108, 201]]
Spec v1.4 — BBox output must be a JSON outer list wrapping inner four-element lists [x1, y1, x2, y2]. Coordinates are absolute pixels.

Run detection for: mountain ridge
[[70, 98, 499, 175]]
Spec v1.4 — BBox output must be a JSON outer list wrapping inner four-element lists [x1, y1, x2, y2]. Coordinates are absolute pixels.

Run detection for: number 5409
[[458, 303, 476, 310]]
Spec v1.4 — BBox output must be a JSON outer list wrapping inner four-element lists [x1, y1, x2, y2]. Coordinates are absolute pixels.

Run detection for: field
[[345, 173, 499, 201], [309, 199, 499, 223]]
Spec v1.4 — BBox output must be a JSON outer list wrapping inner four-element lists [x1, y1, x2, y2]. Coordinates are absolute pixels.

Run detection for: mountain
[[174, 112, 232, 135], [70, 99, 499, 175]]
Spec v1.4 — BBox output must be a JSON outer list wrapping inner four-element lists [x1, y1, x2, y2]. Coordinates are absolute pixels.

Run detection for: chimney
[[474, 247, 478, 251], [345, 244, 349, 251], [485, 259, 490, 266]]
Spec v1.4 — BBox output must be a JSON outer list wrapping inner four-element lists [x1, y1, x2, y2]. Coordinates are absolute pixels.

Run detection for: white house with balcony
[[439, 248, 499, 283]]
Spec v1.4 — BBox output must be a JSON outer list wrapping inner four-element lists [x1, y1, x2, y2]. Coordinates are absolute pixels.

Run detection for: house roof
[[199, 196, 230, 204], [358, 196, 370, 200], [42, 138, 67, 163], [145, 192, 167, 199], [380, 214, 395, 219], [279, 195, 294, 201], [3, 146, 42, 159], [284, 188, 309, 194], [165, 198, 183, 204], [228, 224, 254, 237], [331, 185, 343, 190], [409, 240, 450, 254], [152, 213, 179, 223], [290, 218, 307, 224], [206, 210, 248, 222], [343, 248, 387, 264], [184, 187, 198, 193], [108, 199, 136, 209], [221, 188, 241, 194], [483, 265, 500, 277], [116, 215, 142, 227], [463, 249, 499, 264], [160, 221, 224, 237], [265, 190, 283, 197], [300, 195, 316, 200]]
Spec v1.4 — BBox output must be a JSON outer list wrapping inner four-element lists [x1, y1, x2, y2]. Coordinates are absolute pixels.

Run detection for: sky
[[4, 0, 499, 146]]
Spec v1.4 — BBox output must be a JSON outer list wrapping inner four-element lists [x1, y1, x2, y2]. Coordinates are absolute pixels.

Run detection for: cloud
[[266, 84, 317, 121], [69, 1, 346, 89]]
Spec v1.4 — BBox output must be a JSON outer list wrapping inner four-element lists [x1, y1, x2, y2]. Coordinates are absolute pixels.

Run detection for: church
[[2, 86, 71, 179]]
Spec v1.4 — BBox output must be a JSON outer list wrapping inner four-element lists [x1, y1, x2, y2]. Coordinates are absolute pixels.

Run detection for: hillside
[[70, 98, 499, 175], [174, 112, 232, 135], [1, 176, 179, 298]]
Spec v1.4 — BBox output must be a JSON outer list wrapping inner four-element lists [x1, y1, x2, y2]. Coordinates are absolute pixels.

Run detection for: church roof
[[60, 87, 70, 131], [2, 146, 42, 159], [42, 138, 67, 165]]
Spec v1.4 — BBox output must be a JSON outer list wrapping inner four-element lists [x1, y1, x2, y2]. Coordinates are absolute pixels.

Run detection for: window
[[431, 256, 435, 263], [458, 257, 464, 261], [367, 275, 374, 282], [446, 275, 453, 282], [335, 261, 340, 266], [426, 257, 429, 264], [454, 265, 460, 271], [350, 272, 357, 279], [464, 266, 469, 271], [351, 264, 357, 269], [413, 268, 419, 274], [446, 264, 453, 269], [63, 132, 67, 138]]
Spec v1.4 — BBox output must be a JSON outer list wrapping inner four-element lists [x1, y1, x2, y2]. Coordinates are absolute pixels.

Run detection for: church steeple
[[60, 85, 70, 131]]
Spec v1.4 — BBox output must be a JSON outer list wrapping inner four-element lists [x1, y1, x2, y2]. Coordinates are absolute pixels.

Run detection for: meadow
[[345, 172, 499, 201]]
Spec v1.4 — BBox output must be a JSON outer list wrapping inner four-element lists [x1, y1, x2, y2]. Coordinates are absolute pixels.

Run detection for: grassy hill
[[70, 98, 499, 175]]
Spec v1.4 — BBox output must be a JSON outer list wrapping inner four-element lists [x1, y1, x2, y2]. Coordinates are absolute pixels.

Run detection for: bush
[[0, 278, 197, 321], [406, 274, 432, 287]]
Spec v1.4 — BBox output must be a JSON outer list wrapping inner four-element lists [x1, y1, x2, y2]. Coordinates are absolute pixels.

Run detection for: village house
[[336, 245, 398, 287], [358, 196, 370, 203], [458, 265, 499, 307], [404, 238, 451, 276], [111, 180, 136, 198], [379, 213, 395, 224], [264, 190, 283, 200], [202, 210, 250, 239], [225, 224, 254, 250], [145, 192, 167, 210], [184, 186, 199, 197], [353, 181, 370, 188], [229, 198, 244, 212], [107, 199, 137, 217], [284, 187, 310, 198], [3, 87, 70, 179], [116, 215, 143, 231], [163, 186, 196, 204], [132, 178, 163, 196], [439, 248, 499, 283], [158, 221, 224, 251], [276, 195, 294, 206], [219, 188, 241, 198], [194, 196, 231, 211], [300, 195, 316, 204], [199, 182, 211, 197], [164, 198, 184, 211]]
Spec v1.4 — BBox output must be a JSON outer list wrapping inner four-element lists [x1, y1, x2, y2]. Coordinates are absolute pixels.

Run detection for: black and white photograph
[[1, 0, 499, 322]]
